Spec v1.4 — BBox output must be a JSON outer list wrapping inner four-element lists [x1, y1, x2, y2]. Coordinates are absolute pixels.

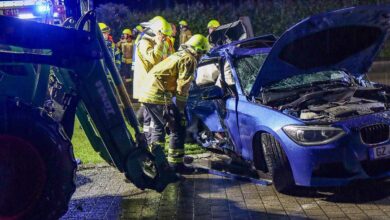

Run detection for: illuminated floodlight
[[18, 13, 35, 19], [36, 2, 50, 13], [53, 12, 59, 17]]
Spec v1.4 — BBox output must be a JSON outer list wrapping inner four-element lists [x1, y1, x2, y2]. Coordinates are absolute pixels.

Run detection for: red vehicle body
[[0, 0, 92, 24]]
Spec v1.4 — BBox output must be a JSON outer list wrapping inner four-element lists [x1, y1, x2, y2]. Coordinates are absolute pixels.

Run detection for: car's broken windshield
[[266, 70, 351, 91], [233, 53, 268, 94]]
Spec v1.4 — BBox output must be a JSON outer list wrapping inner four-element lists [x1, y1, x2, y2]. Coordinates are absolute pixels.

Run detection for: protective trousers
[[144, 103, 185, 164], [120, 63, 133, 99]]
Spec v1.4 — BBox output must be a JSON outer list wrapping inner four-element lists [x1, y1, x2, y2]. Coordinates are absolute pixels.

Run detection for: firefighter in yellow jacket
[[139, 34, 210, 174], [117, 28, 134, 97], [133, 17, 172, 100], [179, 20, 192, 45]]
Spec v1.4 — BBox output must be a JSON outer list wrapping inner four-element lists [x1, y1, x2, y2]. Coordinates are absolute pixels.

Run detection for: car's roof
[[207, 34, 277, 57]]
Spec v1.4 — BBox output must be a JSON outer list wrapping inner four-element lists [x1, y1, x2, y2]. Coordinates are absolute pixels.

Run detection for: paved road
[[61, 163, 390, 220]]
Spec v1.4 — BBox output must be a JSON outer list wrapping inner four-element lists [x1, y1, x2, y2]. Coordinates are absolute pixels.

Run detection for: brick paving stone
[[326, 212, 348, 218], [340, 207, 363, 214], [62, 165, 390, 220], [306, 215, 329, 219], [304, 209, 326, 216], [363, 209, 387, 216]]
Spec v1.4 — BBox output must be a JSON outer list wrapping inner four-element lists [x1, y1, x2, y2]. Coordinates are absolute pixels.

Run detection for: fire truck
[[0, 0, 93, 24]]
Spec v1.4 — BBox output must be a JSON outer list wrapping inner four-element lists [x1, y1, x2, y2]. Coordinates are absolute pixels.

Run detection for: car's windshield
[[266, 70, 351, 90], [233, 53, 268, 94]]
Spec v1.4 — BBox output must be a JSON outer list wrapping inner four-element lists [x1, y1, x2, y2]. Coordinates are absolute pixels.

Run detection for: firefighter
[[163, 23, 177, 59], [117, 28, 134, 98], [131, 25, 144, 75], [207, 19, 220, 34], [179, 20, 192, 45], [133, 16, 173, 143], [133, 25, 144, 41], [139, 34, 210, 174], [98, 22, 121, 69], [133, 16, 172, 100]]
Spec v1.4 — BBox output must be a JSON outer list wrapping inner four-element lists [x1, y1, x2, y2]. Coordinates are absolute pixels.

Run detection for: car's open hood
[[250, 5, 390, 96]]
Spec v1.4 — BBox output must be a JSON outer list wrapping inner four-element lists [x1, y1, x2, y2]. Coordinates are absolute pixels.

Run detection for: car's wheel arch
[[251, 129, 291, 172]]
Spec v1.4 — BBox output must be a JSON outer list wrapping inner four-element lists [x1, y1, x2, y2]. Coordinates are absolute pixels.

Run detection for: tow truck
[[0, 1, 178, 219]]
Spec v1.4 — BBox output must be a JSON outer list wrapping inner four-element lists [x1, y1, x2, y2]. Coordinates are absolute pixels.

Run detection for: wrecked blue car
[[186, 5, 390, 192]]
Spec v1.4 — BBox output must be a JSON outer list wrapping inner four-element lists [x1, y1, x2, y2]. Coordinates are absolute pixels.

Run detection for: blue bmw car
[[186, 5, 390, 192]]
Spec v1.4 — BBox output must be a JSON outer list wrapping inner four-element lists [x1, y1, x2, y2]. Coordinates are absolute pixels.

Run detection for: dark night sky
[[93, 0, 241, 11]]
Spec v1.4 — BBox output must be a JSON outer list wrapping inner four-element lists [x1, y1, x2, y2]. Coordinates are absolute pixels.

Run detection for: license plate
[[0, 9, 20, 16], [370, 144, 390, 160]]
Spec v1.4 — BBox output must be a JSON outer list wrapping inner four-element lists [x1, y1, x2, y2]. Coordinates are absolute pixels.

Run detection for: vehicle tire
[[0, 101, 77, 220], [261, 133, 295, 192]]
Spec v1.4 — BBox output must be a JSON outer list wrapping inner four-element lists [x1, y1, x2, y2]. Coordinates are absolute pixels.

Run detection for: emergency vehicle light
[[18, 13, 35, 19], [36, 2, 50, 14]]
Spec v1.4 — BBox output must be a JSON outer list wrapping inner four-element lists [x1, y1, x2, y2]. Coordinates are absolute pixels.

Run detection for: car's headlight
[[282, 125, 345, 146]]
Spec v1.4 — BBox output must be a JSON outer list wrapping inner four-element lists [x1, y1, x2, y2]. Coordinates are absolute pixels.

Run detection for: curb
[[76, 153, 212, 171]]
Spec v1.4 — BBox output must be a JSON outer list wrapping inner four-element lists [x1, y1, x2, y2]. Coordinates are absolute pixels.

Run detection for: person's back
[[139, 48, 197, 104]]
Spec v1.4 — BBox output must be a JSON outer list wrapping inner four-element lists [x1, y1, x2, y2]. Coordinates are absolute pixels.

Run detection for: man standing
[[207, 19, 220, 34], [117, 29, 134, 97], [133, 17, 173, 143], [179, 20, 192, 46], [164, 23, 177, 59], [98, 22, 121, 69], [139, 35, 210, 174], [133, 17, 172, 101]]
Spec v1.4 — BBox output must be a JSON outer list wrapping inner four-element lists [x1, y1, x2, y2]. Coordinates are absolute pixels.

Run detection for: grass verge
[[71, 119, 205, 164]]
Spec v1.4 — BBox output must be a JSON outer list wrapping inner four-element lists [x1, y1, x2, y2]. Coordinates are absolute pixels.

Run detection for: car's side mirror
[[201, 86, 225, 100]]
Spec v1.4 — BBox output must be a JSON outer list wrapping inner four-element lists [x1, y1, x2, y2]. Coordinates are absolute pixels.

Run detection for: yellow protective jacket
[[117, 39, 134, 64], [133, 35, 165, 99], [139, 47, 198, 105], [179, 29, 192, 45], [163, 37, 175, 59]]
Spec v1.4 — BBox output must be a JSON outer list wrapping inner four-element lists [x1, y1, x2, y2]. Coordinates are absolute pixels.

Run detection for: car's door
[[187, 56, 241, 152], [186, 58, 224, 135], [224, 52, 268, 159]]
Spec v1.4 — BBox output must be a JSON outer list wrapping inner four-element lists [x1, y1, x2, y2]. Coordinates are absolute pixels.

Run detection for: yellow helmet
[[149, 17, 173, 36], [179, 20, 188, 26], [185, 34, 210, 53], [122, 29, 132, 35], [150, 15, 165, 23], [207, 19, 220, 29], [98, 22, 110, 33], [135, 25, 143, 32]]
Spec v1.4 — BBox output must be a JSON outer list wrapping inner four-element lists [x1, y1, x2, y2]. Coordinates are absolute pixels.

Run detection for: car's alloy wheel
[[261, 133, 295, 192]]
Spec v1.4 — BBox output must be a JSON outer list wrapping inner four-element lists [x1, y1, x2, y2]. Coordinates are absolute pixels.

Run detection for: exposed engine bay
[[259, 82, 390, 123]]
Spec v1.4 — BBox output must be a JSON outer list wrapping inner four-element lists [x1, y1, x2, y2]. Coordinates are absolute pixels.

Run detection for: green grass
[[71, 119, 205, 164], [71, 119, 105, 164]]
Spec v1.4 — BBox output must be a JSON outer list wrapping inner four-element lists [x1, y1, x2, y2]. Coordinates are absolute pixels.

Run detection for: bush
[[96, 0, 390, 59]]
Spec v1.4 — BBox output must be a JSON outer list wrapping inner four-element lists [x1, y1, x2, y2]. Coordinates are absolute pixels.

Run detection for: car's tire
[[0, 102, 77, 220], [261, 133, 295, 192]]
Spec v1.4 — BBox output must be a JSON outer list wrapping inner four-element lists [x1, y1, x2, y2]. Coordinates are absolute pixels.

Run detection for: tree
[[96, 3, 131, 39]]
